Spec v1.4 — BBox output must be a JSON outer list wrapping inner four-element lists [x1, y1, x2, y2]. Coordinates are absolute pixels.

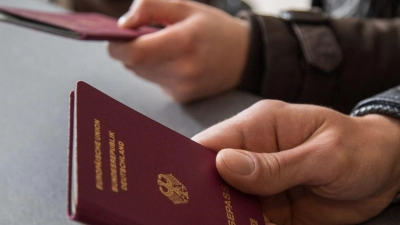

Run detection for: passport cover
[[68, 81, 264, 225], [0, 7, 158, 40]]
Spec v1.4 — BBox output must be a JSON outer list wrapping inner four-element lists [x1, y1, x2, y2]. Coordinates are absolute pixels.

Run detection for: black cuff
[[236, 10, 265, 95], [351, 86, 400, 120]]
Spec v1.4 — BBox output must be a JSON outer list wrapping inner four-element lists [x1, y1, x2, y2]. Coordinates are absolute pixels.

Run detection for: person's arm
[[239, 10, 400, 113], [72, 0, 132, 17], [351, 85, 400, 205], [71, 0, 249, 17], [108, 0, 400, 110]]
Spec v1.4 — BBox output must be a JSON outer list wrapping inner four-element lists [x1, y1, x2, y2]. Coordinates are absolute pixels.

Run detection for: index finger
[[191, 100, 285, 153], [192, 100, 327, 153], [119, 0, 196, 28]]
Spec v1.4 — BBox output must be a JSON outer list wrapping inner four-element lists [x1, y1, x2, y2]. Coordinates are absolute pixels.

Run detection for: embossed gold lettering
[[223, 191, 231, 200], [94, 119, 103, 190], [118, 141, 128, 191], [222, 185, 236, 225], [109, 131, 118, 192]]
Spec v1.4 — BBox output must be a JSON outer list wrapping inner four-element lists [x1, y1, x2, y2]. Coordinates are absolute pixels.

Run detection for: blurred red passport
[[68, 81, 264, 225], [0, 7, 157, 40]]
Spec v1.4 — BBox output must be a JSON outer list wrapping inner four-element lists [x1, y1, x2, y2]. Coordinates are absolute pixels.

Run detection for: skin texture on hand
[[192, 100, 400, 225], [108, 0, 250, 103]]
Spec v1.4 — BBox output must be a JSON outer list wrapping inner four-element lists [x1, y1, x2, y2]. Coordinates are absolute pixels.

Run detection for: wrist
[[351, 86, 400, 199], [235, 11, 265, 94], [360, 114, 400, 197], [230, 18, 251, 89]]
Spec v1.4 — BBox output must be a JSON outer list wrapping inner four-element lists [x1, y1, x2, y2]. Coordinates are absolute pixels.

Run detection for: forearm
[[351, 85, 400, 203], [361, 114, 400, 200], [72, 0, 132, 17]]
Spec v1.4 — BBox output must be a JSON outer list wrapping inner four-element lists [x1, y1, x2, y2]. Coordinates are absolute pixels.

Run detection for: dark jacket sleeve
[[72, 0, 131, 17], [238, 11, 400, 114], [351, 85, 400, 119]]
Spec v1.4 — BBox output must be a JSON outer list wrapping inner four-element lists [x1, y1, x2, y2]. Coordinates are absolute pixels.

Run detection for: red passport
[[68, 81, 264, 225], [0, 7, 158, 40]]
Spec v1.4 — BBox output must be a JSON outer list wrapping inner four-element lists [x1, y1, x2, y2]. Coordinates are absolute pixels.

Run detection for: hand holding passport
[[68, 82, 264, 224], [0, 6, 158, 40]]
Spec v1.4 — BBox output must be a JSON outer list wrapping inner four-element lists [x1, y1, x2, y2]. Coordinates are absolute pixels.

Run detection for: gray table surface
[[0, 0, 398, 224]]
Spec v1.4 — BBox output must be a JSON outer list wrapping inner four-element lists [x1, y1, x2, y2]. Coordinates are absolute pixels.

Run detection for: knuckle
[[311, 138, 349, 182], [129, 54, 143, 66], [255, 99, 288, 109], [107, 42, 121, 59], [107, 43, 114, 57], [135, 0, 151, 11], [226, 118, 248, 149], [172, 95, 190, 104], [108, 42, 148, 67], [180, 63, 201, 80], [165, 90, 190, 103], [127, 49, 147, 66], [165, 82, 198, 103], [256, 153, 284, 195], [123, 63, 135, 71], [171, 1, 191, 12], [179, 30, 196, 55], [231, 117, 249, 134], [175, 82, 197, 97]]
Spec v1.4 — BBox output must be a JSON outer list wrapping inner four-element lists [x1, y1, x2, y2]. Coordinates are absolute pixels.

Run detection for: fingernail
[[119, 12, 140, 27], [118, 14, 128, 26], [220, 150, 255, 175]]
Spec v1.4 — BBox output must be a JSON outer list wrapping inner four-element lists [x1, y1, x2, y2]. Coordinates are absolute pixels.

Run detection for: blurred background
[[44, 0, 311, 17], [243, 0, 310, 15]]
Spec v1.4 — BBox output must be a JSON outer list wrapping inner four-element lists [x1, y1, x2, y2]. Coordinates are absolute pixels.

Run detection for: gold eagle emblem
[[250, 218, 259, 225], [157, 174, 189, 204]]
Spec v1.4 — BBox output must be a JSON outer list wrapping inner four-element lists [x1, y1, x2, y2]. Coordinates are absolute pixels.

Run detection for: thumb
[[118, 0, 193, 28], [216, 148, 318, 196]]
